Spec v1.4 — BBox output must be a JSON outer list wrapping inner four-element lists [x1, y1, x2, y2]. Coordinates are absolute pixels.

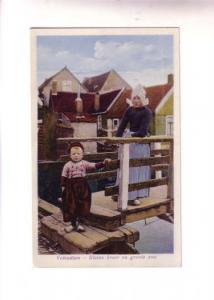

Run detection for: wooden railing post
[[154, 142, 162, 179], [167, 140, 174, 213], [118, 143, 129, 211]]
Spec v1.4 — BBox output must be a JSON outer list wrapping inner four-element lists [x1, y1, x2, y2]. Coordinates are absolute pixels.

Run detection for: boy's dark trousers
[[62, 177, 91, 223]]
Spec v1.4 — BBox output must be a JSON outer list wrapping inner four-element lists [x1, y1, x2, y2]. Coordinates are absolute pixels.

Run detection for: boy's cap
[[68, 142, 84, 152]]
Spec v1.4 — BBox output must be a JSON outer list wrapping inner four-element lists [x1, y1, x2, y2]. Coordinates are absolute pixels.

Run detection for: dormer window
[[62, 80, 72, 92]]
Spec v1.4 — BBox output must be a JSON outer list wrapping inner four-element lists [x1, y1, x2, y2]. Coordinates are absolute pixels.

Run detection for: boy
[[61, 142, 110, 233]]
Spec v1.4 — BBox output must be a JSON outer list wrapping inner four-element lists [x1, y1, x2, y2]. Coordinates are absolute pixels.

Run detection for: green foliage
[[43, 111, 58, 160]]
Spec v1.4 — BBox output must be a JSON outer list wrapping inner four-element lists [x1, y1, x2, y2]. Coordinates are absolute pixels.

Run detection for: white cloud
[[144, 44, 155, 52], [94, 41, 143, 59], [119, 66, 173, 88], [55, 50, 70, 57], [37, 39, 173, 87]]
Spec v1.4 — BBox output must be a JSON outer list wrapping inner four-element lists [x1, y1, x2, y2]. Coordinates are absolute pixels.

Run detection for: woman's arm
[[116, 108, 130, 137], [131, 109, 152, 137]]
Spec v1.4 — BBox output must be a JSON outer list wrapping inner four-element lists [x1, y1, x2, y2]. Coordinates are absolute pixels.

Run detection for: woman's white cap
[[126, 84, 149, 106]]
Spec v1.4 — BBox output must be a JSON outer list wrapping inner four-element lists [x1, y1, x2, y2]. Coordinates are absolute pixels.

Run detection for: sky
[[37, 35, 173, 88]]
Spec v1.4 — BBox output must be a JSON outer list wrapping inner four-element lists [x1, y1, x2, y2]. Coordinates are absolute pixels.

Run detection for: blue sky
[[37, 35, 173, 87]]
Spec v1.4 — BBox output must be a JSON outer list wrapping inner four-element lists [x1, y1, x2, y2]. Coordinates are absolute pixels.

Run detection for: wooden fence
[[55, 136, 174, 211]]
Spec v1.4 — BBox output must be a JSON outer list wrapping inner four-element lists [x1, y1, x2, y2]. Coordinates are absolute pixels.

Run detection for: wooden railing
[[56, 136, 174, 212]]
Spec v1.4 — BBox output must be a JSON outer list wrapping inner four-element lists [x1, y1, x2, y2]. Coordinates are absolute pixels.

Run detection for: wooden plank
[[152, 164, 169, 171], [86, 205, 122, 231], [38, 158, 169, 170], [129, 155, 170, 167], [91, 226, 129, 243], [64, 231, 97, 253], [38, 160, 64, 165], [126, 205, 169, 223], [60, 151, 170, 163], [85, 215, 121, 231], [38, 199, 61, 216], [41, 215, 102, 253], [60, 149, 169, 161], [106, 156, 170, 170], [86, 164, 168, 180], [60, 152, 118, 162], [118, 227, 139, 244], [53, 215, 98, 254], [80, 226, 110, 247], [86, 170, 117, 180], [105, 177, 169, 196], [126, 198, 171, 213], [40, 213, 139, 254], [151, 149, 169, 156], [52, 208, 120, 234], [90, 205, 121, 219], [123, 225, 140, 238], [57, 136, 173, 144], [51, 205, 121, 230]]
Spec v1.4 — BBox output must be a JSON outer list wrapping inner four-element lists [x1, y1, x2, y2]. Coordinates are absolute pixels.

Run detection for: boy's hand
[[104, 158, 111, 164], [61, 186, 65, 192]]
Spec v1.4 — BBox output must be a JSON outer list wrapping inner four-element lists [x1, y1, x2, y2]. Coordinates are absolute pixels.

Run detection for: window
[[165, 115, 173, 136], [113, 118, 119, 129], [97, 115, 102, 130], [52, 81, 58, 94], [62, 80, 72, 92]]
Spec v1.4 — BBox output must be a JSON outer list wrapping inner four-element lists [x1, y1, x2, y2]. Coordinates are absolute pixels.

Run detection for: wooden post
[[118, 143, 129, 211], [107, 119, 113, 137], [167, 140, 174, 213], [154, 142, 162, 179]]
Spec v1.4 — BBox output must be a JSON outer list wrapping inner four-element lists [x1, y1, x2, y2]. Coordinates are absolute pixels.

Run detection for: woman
[[115, 84, 153, 206]]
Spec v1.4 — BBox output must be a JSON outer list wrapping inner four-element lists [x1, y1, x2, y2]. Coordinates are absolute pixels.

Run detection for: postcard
[[31, 27, 181, 267]]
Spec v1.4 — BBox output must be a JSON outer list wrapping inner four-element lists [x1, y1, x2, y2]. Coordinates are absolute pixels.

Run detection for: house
[[146, 74, 174, 136], [154, 86, 173, 136], [47, 87, 132, 154], [82, 69, 132, 93], [38, 66, 87, 106], [92, 88, 131, 138], [49, 91, 97, 154]]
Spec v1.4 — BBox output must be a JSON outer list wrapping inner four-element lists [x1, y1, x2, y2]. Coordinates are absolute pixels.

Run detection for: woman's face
[[132, 96, 143, 108], [70, 147, 83, 162]]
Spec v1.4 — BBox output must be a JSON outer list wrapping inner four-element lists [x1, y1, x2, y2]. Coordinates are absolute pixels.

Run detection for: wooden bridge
[[39, 135, 173, 254]]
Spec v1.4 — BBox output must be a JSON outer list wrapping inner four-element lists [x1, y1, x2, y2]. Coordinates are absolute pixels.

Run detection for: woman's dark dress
[[116, 106, 153, 200]]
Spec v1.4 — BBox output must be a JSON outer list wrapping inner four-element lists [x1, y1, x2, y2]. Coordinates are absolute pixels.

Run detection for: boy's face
[[70, 147, 83, 162]]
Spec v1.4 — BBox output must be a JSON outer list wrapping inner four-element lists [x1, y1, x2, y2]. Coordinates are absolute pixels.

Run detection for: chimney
[[94, 92, 100, 112], [75, 96, 83, 114], [75, 83, 83, 114], [167, 74, 174, 85]]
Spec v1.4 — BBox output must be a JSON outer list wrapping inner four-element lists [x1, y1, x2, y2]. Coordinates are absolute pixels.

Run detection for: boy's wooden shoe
[[64, 223, 74, 233], [76, 224, 85, 232]]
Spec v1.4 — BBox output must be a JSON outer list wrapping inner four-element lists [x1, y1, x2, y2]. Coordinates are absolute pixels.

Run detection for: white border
[[31, 27, 181, 268], [1, 1, 214, 299]]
